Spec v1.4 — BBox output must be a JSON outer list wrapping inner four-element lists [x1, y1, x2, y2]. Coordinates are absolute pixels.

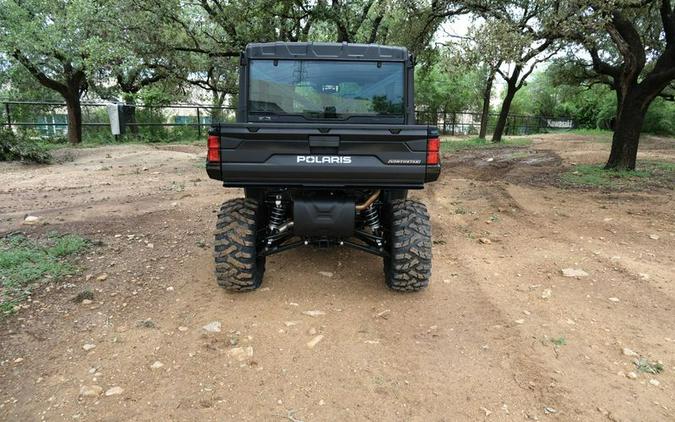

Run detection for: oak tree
[[560, 0, 675, 170]]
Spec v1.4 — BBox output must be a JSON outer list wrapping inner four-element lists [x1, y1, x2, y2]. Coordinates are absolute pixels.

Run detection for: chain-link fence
[[1, 100, 574, 141], [0, 100, 236, 141], [415, 110, 575, 136]]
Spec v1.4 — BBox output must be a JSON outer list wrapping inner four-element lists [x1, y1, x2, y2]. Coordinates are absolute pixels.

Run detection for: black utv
[[206, 42, 441, 292]]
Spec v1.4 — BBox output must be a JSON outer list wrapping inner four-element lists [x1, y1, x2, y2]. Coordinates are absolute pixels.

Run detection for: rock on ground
[[79, 385, 103, 398], [302, 310, 325, 317], [202, 321, 222, 333], [23, 216, 40, 225], [105, 386, 124, 396], [307, 335, 324, 349], [227, 346, 253, 362], [561, 268, 589, 277]]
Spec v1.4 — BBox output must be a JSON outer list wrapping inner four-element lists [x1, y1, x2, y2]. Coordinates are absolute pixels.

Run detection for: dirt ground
[[0, 133, 673, 421]]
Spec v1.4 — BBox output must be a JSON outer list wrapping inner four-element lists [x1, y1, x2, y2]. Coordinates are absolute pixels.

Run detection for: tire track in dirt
[[423, 173, 674, 421], [502, 185, 675, 306], [419, 181, 581, 419]]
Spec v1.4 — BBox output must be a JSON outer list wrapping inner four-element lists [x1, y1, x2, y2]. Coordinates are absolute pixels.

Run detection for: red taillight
[[426, 137, 440, 165], [207, 135, 220, 162]]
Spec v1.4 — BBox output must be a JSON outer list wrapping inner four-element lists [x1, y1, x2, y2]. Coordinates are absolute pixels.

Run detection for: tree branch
[[368, 12, 383, 43], [495, 67, 508, 81], [587, 46, 621, 78], [522, 39, 553, 63], [608, 10, 646, 76], [11, 50, 68, 95], [517, 49, 558, 90]]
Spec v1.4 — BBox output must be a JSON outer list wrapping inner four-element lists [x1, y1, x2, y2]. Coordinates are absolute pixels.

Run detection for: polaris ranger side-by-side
[[206, 42, 441, 292]]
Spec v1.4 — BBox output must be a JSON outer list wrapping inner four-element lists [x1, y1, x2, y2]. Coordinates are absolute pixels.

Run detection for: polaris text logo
[[297, 156, 352, 164]]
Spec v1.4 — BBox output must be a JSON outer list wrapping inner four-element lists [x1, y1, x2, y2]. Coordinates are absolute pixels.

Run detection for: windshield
[[248, 60, 405, 120]]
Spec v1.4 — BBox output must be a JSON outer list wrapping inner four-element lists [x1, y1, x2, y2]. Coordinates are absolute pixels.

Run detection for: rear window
[[248, 60, 405, 120]]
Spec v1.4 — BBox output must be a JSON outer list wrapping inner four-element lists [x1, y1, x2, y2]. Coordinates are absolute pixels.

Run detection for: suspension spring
[[363, 204, 381, 232], [268, 196, 287, 231]]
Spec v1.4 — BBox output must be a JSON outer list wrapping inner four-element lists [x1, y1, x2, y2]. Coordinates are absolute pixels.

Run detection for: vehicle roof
[[244, 42, 409, 61]]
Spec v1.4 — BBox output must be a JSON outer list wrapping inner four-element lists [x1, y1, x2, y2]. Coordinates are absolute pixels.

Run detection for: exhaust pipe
[[355, 190, 381, 211]]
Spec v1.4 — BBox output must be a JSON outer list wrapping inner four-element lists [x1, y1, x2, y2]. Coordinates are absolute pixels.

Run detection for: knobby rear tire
[[384, 199, 432, 292], [214, 198, 266, 291]]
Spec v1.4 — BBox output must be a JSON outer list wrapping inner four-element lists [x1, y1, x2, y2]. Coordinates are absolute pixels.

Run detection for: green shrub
[[643, 98, 675, 136], [0, 128, 51, 163], [635, 357, 664, 374]]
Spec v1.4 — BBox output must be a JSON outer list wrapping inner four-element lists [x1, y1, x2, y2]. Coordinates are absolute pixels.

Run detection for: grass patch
[[562, 165, 651, 188], [45, 136, 204, 152], [649, 161, 675, 172], [0, 232, 89, 317], [566, 128, 613, 138], [551, 336, 567, 346], [40, 129, 206, 154], [46, 234, 89, 257], [441, 137, 532, 152], [561, 161, 675, 190], [635, 357, 664, 374]]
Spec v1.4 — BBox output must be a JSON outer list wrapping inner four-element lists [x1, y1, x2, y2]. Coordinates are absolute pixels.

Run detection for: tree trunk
[[211, 89, 226, 121], [605, 94, 645, 170], [478, 71, 495, 139], [492, 83, 517, 143], [64, 93, 82, 144]]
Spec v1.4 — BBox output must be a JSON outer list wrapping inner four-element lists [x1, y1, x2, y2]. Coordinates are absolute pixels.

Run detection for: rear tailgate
[[206, 123, 439, 188]]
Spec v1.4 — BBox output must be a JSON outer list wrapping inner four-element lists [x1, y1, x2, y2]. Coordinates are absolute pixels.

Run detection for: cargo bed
[[206, 123, 441, 188]]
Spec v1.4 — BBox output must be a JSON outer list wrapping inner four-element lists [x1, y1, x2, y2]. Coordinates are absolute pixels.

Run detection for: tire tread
[[385, 199, 432, 292], [213, 198, 264, 291]]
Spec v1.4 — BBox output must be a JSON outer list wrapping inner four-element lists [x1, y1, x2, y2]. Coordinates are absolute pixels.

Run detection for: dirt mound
[[443, 146, 563, 184]]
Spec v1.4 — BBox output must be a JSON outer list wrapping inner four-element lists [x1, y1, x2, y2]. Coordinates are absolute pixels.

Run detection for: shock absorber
[[268, 195, 287, 232], [363, 204, 381, 232]]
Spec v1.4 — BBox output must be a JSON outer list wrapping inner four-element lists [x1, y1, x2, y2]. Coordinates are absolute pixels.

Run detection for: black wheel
[[214, 198, 266, 291], [383, 199, 432, 292]]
